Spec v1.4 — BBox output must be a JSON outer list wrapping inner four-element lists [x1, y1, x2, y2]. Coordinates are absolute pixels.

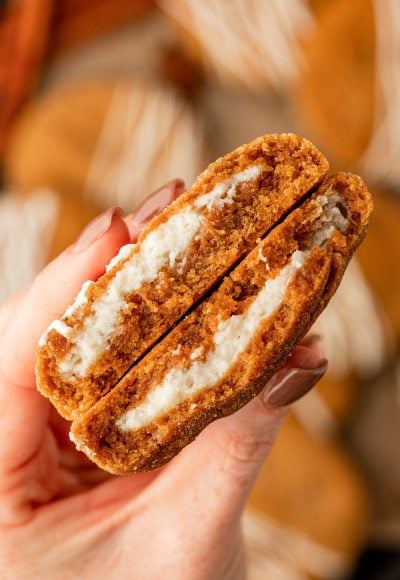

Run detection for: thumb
[[167, 337, 327, 519]]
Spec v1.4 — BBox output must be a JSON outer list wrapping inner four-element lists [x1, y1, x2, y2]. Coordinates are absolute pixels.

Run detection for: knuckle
[[216, 429, 274, 486], [213, 401, 287, 487], [0, 287, 28, 331]]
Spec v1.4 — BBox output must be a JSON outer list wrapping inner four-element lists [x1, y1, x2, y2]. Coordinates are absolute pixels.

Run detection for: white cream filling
[[116, 250, 306, 431], [190, 346, 204, 360], [64, 281, 94, 318], [312, 192, 348, 246], [39, 320, 72, 347], [39, 281, 94, 346], [258, 246, 270, 271], [105, 244, 135, 273], [194, 166, 263, 209], [59, 209, 202, 375], [116, 192, 350, 432], [42, 166, 263, 377]]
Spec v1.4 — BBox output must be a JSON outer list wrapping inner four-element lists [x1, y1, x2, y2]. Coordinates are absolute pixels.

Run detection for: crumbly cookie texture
[[70, 172, 372, 474], [36, 133, 328, 419]]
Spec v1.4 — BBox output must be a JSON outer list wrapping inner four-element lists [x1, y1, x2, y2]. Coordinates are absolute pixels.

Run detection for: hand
[[0, 180, 327, 580]]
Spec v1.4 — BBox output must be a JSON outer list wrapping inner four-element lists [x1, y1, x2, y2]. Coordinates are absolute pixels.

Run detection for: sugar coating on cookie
[[70, 173, 372, 474], [36, 133, 328, 419], [54, 166, 263, 378], [115, 249, 307, 432]]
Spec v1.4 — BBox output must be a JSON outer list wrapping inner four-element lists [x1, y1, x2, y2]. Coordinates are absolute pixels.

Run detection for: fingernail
[[128, 179, 185, 229], [263, 359, 328, 408], [300, 334, 321, 347], [73, 207, 124, 253], [284, 337, 324, 370]]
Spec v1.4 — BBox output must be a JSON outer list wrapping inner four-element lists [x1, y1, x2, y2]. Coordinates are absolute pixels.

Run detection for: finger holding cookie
[[0, 132, 374, 580], [0, 180, 184, 526]]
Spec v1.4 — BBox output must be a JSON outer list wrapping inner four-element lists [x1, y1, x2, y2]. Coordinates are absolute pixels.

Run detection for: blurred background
[[1, 1, 399, 578]]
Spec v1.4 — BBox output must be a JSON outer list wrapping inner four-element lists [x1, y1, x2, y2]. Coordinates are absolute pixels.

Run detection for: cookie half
[[70, 172, 372, 473], [36, 133, 328, 419]]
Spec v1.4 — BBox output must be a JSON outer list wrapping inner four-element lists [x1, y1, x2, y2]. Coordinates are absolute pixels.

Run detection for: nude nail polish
[[264, 360, 328, 407], [73, 207, 124, 253], [129, 179, 185, 229]]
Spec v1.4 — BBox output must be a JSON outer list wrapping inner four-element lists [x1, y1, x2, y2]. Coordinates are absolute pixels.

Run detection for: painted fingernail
[[72, 207, 124, 253], [129, 179, 185, 229], [300, 334, 321, 347], [263, 359, 328, 408], [284, 338, 324, 370]]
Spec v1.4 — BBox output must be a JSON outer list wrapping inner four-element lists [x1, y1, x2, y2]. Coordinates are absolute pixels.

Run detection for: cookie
[[292, 185, 399, 432], [36, 133, 328, 420], [68, 170, 371, 474]]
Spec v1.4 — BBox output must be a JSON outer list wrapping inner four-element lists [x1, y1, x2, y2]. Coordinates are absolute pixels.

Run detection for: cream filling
[[59, 209, 202, 376], [64, 281, 94, 317], [39, 320, 72, 346], [312, 192, 348, 245], [41, 166, 263, 377], [116, 192, 350, 432], [39, 281, 95, 347], [116, 250, 306, 431], [194, 166, 263, 209]]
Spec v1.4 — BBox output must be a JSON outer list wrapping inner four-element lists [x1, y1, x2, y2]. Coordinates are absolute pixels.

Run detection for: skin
[[0, 183, 326, 579]]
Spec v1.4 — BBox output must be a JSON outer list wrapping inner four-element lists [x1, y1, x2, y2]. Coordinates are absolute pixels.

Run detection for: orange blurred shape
[[51, 0, 155, 55], [0, 0, 155, 156], [0, 0, 53, 155]]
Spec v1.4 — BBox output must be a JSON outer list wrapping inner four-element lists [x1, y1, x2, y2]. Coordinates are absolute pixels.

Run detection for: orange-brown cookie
[[69, 171, 371, 473], [36, 133, 328, 420]]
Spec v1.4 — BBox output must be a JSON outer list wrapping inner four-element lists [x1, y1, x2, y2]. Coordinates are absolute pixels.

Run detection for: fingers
[[124, 179, 185, 240], [263, 335, 328, 407], [1, 177, 185, 388], [0, 209, 130, 485], [0, 288, 29, 336], [36, 472, 162, 528], [0, 179, 184, 519], [165, 337, 327, 523], [0, 207, 129, 388]]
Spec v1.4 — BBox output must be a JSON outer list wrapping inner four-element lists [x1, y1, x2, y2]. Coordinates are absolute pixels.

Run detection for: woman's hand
[[0, 180, 327, 580]]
